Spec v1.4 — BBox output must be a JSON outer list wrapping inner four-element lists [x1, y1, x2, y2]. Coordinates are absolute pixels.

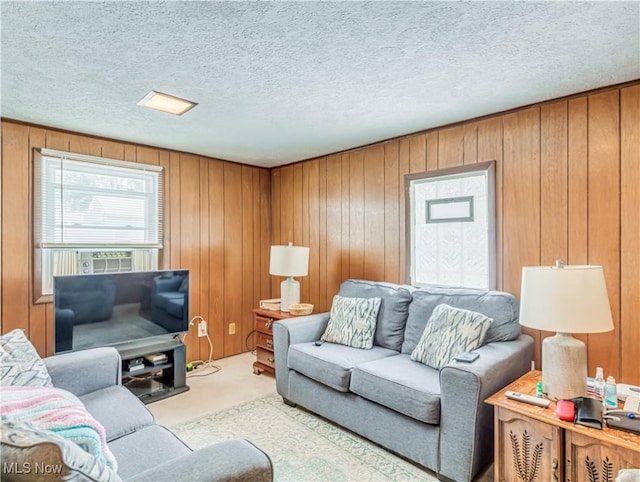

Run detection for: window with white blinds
[[34, 149, 163, 297]]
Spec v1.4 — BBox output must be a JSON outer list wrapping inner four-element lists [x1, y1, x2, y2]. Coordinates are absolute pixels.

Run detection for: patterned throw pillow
[[1, 417, 121, 482], [410, 304, 493, 369], [0, 329, 53, 387], [321, 295, 381, 349]]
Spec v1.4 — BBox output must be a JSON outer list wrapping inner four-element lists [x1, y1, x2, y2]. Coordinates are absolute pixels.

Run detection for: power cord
[[245, 329, 256, 354], [186, 316, 221, 378]]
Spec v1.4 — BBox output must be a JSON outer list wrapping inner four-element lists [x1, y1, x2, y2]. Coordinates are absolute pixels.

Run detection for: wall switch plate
[[198, 320, 207, 337], [229, 323, 236, 335]]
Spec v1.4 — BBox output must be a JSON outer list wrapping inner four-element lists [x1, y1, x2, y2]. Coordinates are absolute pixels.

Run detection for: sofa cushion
[[288, 342, 397, 392], [350, 354, 441, 424], [108, 424, 191, 480], [402, 285, 520, 354], [410, 304, 493, 369], [81, 385, 155, 442], [1, 417, 121, 482], [321, 295, 381, 349], [0, 329, 53, 387], [338, 279, 413, 351]]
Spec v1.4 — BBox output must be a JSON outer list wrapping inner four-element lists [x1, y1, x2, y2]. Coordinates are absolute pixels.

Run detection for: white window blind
[[34, 149, 163, 296]]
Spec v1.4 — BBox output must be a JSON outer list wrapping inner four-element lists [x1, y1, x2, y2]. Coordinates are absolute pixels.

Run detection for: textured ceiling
[[2, 1, 639, 167]]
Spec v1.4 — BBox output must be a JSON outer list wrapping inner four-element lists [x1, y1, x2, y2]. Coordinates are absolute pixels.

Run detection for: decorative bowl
[[288, 303, 313, 316]]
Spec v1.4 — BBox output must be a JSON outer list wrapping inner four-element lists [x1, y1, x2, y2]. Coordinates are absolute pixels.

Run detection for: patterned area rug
[[170, 393, 437, 482]]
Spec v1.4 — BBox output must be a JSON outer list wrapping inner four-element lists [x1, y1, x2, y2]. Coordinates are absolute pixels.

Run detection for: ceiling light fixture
[[137, 90, 197, 116]]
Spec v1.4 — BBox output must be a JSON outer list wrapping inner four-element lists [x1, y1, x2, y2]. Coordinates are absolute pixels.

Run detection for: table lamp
[[519, 261, 613, 400], [269, 243, 309, 312]]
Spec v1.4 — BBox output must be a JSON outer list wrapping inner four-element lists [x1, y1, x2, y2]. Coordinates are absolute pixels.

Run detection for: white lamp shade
[[269, 245, 309, 277], [519, 265, 613, 333]]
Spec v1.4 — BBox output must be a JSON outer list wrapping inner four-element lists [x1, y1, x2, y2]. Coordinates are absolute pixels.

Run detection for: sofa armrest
[[438, 335, 534, 482], [273, 313, 330, 399], [130, 439, 273, 482], [44, 347, 122, 397]]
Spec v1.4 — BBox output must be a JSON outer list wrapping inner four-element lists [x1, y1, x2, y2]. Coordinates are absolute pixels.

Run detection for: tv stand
[[116, 337, 189, 404]]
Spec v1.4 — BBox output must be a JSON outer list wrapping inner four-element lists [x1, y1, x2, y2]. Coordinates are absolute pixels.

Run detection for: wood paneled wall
[[0, 121, 271, 362], [271, 83, 640, 385], [1, 82, 638, 383]]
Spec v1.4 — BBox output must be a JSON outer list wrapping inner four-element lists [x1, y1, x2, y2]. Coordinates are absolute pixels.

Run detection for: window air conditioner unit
[[78, 251, 133, 274]]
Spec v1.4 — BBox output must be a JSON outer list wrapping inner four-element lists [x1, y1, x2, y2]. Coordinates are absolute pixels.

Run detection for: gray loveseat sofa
[[273, 279, 533, 482], [41, 347, 272, 481]]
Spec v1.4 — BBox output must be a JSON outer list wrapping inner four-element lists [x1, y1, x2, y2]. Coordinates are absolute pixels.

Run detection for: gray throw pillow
[[411, 304, 493, 369], [321, 295, 381, 349], [0, 329, 53, 387]]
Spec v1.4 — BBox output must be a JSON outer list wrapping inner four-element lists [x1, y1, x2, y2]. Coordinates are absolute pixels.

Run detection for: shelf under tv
[[122, 362, 173, 378], [124, 377, 189, 404], [116, 336, 189, 404]]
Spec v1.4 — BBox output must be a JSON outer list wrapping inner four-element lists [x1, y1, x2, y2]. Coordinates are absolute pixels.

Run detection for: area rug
[[170, 393, 437, 482]]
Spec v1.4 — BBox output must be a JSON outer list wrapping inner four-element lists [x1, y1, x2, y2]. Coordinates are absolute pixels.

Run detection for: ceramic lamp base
[[542, 332, 587, 400], [280, 277, 300, 313]]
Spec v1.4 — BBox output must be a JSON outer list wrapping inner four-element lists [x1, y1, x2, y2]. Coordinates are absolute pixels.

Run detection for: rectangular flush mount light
[[137, 90, 197, 116]]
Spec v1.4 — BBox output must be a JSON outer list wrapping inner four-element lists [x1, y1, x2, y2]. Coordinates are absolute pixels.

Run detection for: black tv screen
[[54, 270, 189, 353]]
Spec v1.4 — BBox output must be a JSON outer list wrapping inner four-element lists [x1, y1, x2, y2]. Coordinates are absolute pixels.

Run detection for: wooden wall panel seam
[[618, 90, 622, 378]]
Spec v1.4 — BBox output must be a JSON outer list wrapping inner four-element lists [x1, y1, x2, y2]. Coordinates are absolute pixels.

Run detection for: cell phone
[[455, 352, 479, 363]]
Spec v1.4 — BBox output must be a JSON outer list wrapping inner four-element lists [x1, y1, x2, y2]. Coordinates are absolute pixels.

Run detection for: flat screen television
[[53, 269, 189, 353]]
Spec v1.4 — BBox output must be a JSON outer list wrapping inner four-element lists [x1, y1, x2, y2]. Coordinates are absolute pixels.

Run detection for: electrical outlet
[[198, 320, 207, 337], [229, 323, 236, 335]]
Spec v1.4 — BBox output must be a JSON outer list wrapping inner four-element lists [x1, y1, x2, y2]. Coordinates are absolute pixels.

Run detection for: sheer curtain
[[53, 250, 79, 276], [132, 249, 155, 271]]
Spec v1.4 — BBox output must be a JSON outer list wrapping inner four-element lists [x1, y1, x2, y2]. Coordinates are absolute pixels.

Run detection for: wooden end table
[[251, 308, 296, 376], [486, 370, 640, 482]]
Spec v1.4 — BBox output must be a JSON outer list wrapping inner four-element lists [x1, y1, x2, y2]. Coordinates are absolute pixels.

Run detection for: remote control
[[505, 391, 550, 408]]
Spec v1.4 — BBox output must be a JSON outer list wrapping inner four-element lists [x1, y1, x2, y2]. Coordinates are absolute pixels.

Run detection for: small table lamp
[[269, 243, 309, 312], [519, 261, 613, 400]]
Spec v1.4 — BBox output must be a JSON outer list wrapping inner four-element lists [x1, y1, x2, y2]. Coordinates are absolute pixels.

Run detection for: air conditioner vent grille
[[79, 251, 133, 274]]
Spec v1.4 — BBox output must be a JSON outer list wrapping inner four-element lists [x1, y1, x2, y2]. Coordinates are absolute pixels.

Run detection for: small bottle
[[604, 376, 617, 408], [594, 367, 605, 401], [536, 381, 543, 398]]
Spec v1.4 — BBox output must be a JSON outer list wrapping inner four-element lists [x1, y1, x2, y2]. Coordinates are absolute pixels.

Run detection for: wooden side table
[[486, 370, 640, 482], [252, 309, 295, 375]]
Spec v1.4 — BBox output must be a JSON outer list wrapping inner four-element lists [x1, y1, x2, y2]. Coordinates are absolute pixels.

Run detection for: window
[[406, 161, 496, 290], [34, 149, 163, 299]]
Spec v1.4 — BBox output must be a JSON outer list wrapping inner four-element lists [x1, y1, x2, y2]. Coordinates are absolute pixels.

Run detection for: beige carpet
[[170, 393, 438, 482]]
